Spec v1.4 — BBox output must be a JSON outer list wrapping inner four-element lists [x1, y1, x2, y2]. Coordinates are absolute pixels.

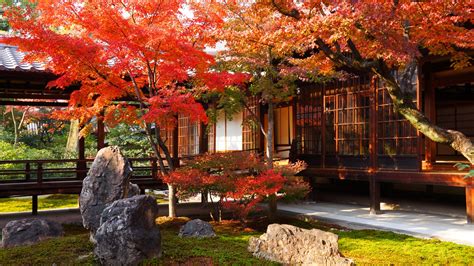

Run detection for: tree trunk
[[66, 119, 79, 154], [155, 127, 178, 218], [267, 102, 278, 220], [11, 109, 18, 146], [373, 62, 474, 164]]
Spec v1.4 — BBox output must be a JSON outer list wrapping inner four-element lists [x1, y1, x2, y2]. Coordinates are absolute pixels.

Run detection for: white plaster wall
[[215, 112, 243, 151]]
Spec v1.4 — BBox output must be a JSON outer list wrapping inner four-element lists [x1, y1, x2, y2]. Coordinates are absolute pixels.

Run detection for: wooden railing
[[0, 157, 164, 183], [0, 157, 167, 200]]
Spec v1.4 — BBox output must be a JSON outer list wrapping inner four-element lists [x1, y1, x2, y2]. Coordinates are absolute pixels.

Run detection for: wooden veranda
[[291, 58, 474, 223], [0, 44, 168, 214]]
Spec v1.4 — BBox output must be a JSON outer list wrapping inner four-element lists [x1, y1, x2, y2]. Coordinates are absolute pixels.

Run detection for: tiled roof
[[0, 44, 45, 72]]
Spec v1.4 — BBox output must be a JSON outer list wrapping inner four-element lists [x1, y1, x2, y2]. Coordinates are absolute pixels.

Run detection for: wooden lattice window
[[377, 79, 418, 156], [178, 115, 200, 156], [242, 96, 260, 151], [295, 85, 323, 155], [325, 78, 371, 156]]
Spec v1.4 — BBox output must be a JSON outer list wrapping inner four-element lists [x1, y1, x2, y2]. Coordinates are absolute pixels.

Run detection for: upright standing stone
[[248, 224, 354, 266], [79, 146, 139, 236], [1, 218, 64, 248], [94, 195, 161, 265]]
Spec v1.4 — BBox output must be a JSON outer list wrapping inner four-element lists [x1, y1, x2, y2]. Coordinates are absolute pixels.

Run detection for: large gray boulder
[[179, 219, 216, 238], [1, 218, 63, 248], [248, 224, 354, 266], [79, 146, 139, 235], [94, 195, 161, 265]]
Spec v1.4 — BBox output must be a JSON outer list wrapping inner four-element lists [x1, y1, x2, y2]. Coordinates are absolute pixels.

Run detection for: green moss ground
[[0, 217, 473, 265], [0, 194, 79, 213], [0, 194, 167, 213]]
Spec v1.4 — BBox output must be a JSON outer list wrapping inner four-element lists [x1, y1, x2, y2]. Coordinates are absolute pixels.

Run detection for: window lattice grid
[[295, 86, 323, 155], [325, 78, 371, 156], [377, 85, 418, 156], [242, 97, 260, 151], [178, 115, 200, 156]]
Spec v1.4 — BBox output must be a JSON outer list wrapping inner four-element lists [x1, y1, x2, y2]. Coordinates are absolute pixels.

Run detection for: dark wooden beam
[[302, 167, 468, 187], [0, 100, 68, 107], [0, 93, 70, 100]]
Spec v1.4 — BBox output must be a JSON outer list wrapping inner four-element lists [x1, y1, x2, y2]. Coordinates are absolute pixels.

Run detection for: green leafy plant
[[454, 162, 474, 178]]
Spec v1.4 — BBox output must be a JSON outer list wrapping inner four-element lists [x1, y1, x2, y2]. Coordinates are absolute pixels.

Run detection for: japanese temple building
[[1, 43, 473, 223]]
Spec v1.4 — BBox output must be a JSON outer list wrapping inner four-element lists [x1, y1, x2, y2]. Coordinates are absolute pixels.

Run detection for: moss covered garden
[[1, 215, 473, 265]]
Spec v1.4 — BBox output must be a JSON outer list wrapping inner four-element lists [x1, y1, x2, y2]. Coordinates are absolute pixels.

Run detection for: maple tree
[[164, 151, 307, 222], [2, 0, 246, 217], [219, 0, 474, 164]]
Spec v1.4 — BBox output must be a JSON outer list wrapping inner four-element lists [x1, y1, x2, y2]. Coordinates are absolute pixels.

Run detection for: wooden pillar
[[424, 65, 436, 169], [369, 175, 381, 214], [172, 122, 180, 168], [32, 195, 38, 215], [77, 135, 87, 179], [369, 77, 381, 214], [467, 179, 474, 224], [416, 62, 423, 171], [97, 116, 105, 151], [199, 122, 208, 154], [321, 84, 326, 168]]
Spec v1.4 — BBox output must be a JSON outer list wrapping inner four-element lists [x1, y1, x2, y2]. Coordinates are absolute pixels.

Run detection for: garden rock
[[179, 219, 216, 238], [248, 224, 354, 266], [79, 146, 139, 235], [94, 195, 161, 265], [1, 218, 63, 248]]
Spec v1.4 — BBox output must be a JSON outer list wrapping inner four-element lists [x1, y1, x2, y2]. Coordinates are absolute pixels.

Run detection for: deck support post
[[467, 180, 473, 224], [369, 175, 381, 215], [32, 195, 38, 215]]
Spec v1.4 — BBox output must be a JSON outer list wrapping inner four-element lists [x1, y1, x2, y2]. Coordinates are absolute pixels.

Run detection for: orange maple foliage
[[215, 0, 474, 164], [2, 0, 247, 131]]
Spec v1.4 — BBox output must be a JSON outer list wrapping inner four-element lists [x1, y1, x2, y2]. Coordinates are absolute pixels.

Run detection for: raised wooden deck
[[0, 158, 166, 198]]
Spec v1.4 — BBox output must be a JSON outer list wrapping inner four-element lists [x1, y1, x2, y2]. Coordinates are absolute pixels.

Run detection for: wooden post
[[32, 195, 38, 215], [97, 116, 105, 151], [370, 76, 378, 172], [321, 84, 326, 168], [172, 122, 180, 168], [151, 158, 158, 179], [77, 135, 87, 179], [199, 122, 208, 154], [467, 179, 473, 224], [369, 175, 381, 215], [37, 162, 43, 184], [416, 62, 423, 171], [369, 77, 381, 215], [25, 162, 31, 181], [424, 64, 436, 169]]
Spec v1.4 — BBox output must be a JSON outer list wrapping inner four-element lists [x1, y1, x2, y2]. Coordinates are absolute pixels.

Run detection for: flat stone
[[1, 218, 63, 248], [179, 219, 216, 238], [248, 224, 354, 265], [94, 195, 161, 265]]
